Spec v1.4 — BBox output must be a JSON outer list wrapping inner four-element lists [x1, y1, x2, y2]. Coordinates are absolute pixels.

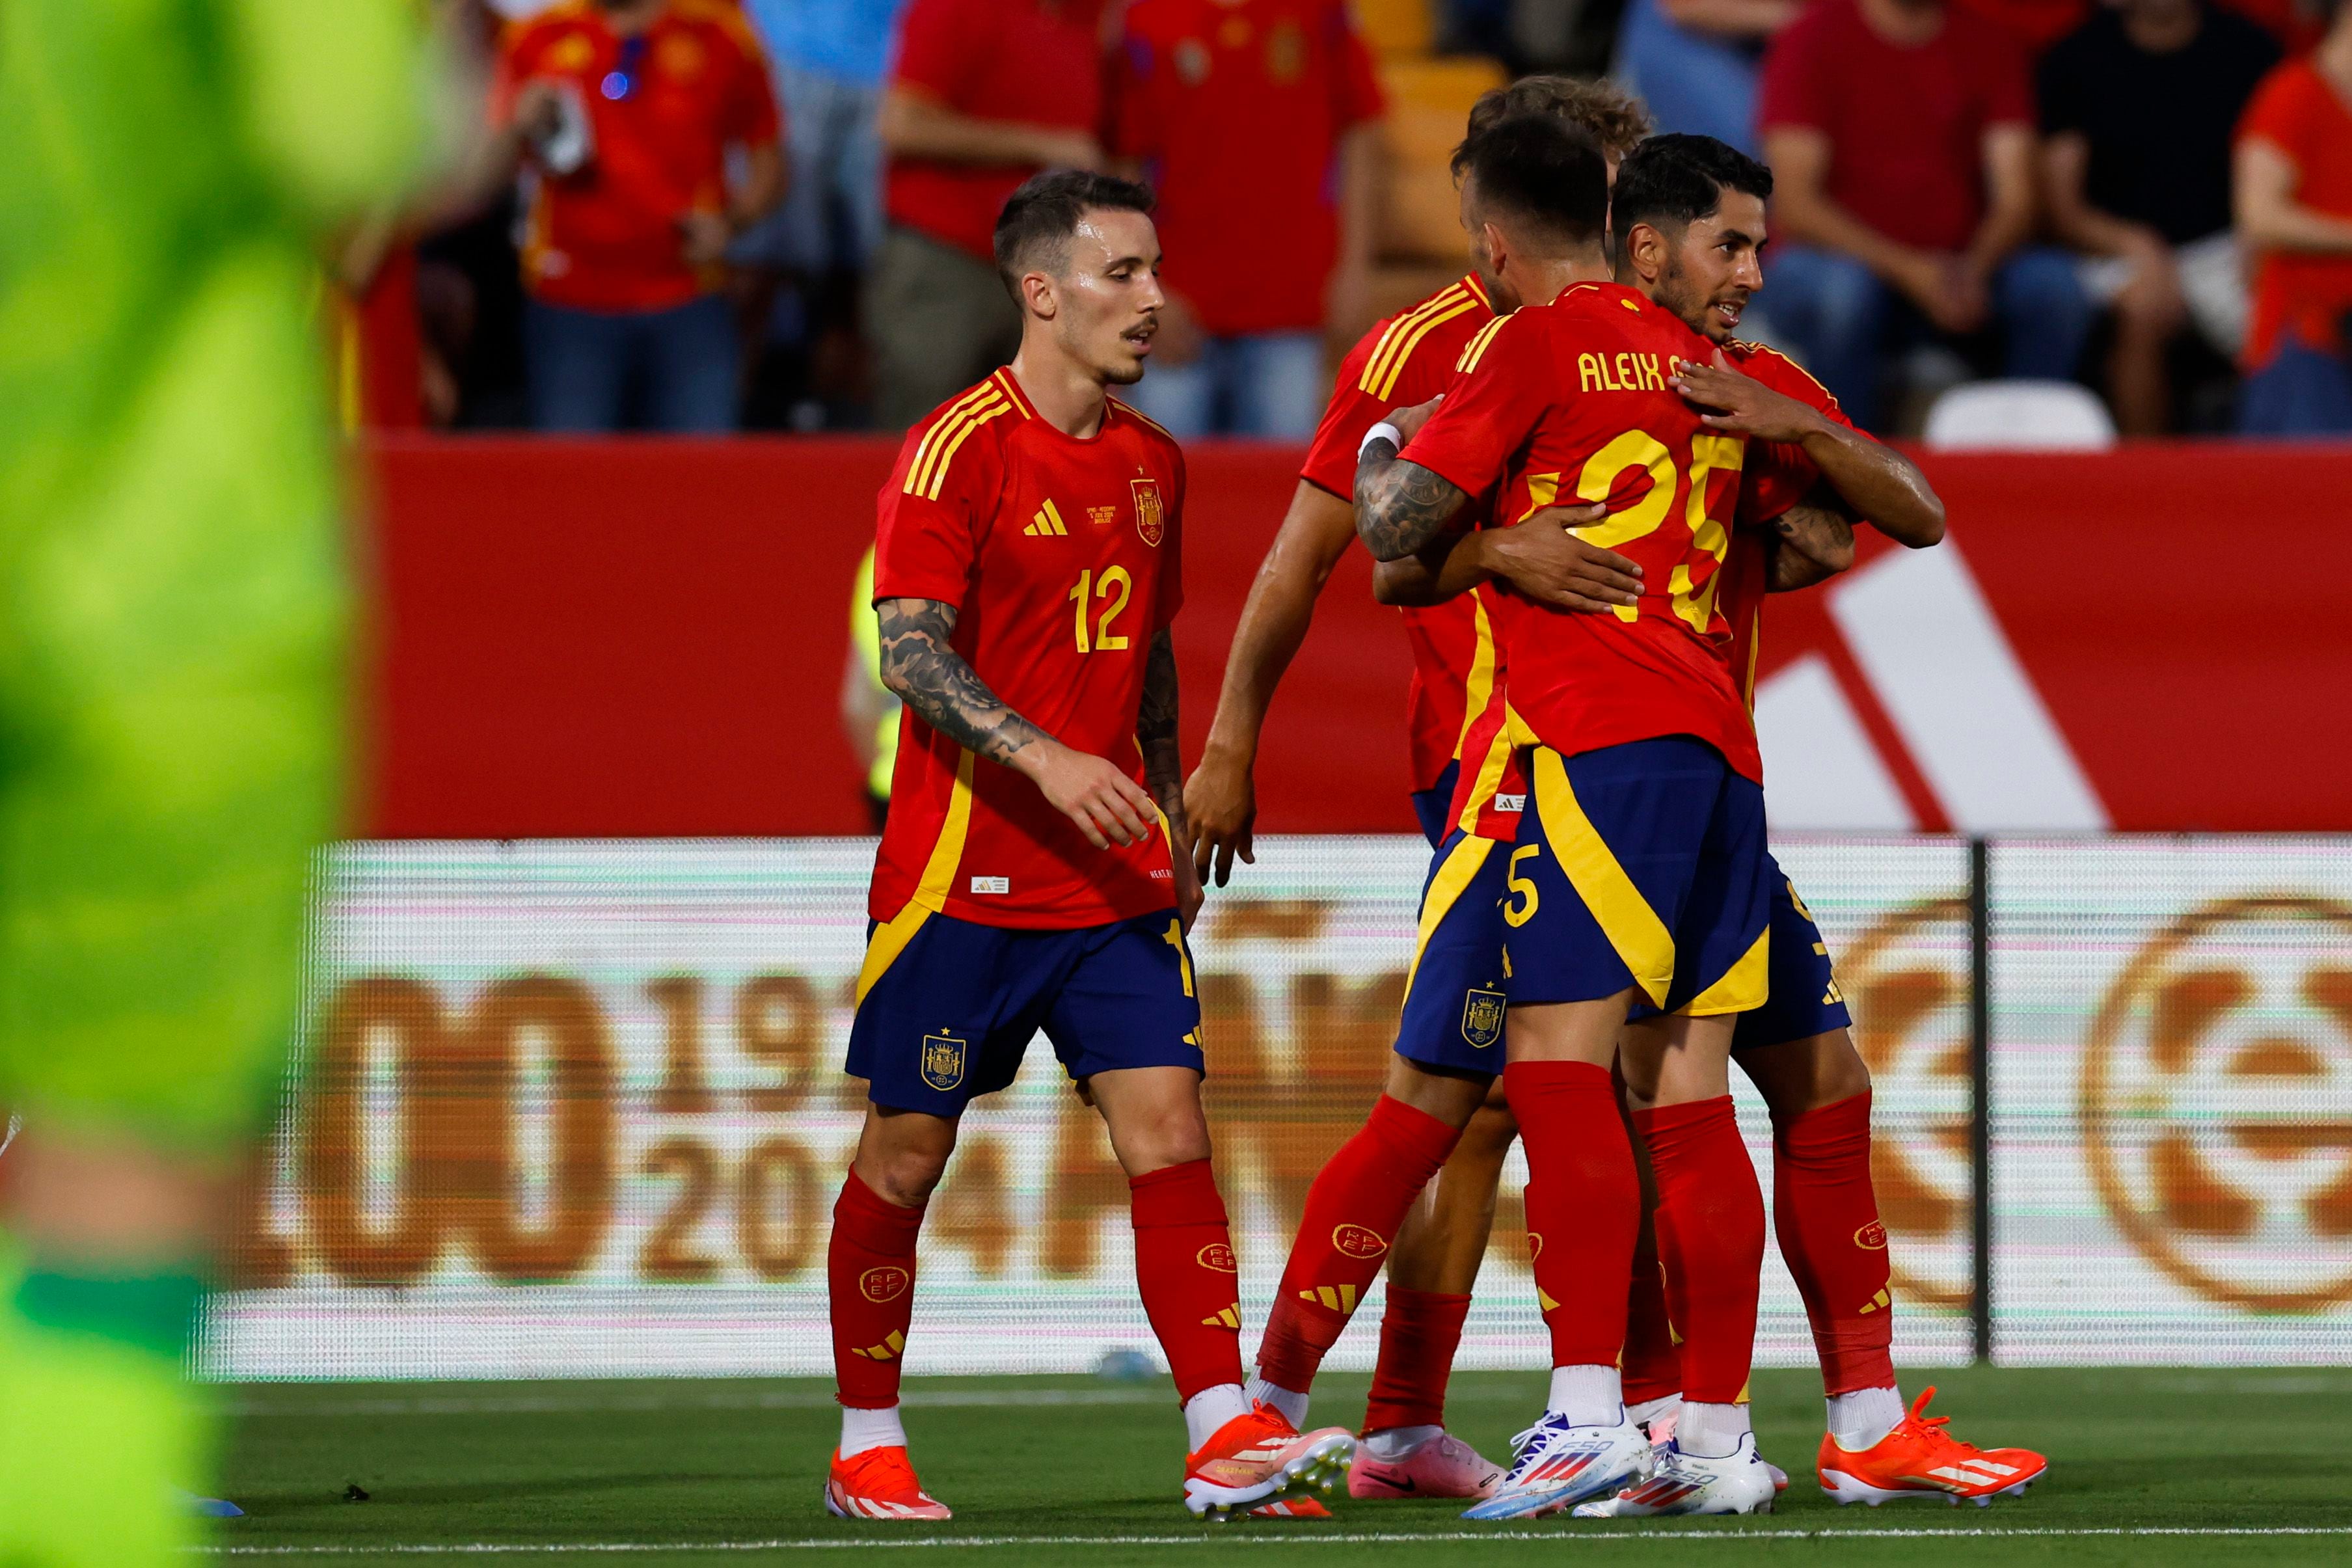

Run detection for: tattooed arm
[[875, 596, 1159, 850], [1354, 442, 1474, 561], [1765, 492, 1858, 593], [1137, 627, 1204, 927]]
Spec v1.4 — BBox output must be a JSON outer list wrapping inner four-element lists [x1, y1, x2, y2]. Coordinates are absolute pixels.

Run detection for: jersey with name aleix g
[[869, 368, 1185, 928], [1402, 282, 1761, 781]]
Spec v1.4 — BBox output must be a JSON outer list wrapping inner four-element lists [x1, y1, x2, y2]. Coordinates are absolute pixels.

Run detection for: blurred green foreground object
[[0, 3, 426, 1563]]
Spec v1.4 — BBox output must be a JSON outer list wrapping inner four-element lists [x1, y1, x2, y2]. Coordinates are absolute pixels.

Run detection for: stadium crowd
[[347, 0, 2352, 439]]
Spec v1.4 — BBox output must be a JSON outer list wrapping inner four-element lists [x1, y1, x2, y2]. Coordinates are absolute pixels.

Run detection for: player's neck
[[1519, 251, 1614, 309], [1005, 347, 1109, 440]]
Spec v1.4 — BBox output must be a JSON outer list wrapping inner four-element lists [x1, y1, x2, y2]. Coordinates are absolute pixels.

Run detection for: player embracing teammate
[[1232, 118, 2049, 1519]]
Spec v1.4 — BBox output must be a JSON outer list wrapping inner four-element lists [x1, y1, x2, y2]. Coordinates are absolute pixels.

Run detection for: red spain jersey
[[870, 370, 1185, 928], [494, 1, 781, 312], [1402, 283, 1761, 781], [1110, 0, 1385, 336], [1299, 275, 1497, 794], [1715, 341, 1870, 703]]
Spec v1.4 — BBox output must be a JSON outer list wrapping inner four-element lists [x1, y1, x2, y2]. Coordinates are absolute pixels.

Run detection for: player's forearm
[[1796, 422, 1945, 547], [1766, 498, 1856, 591], [1372, 530, 1487, 606], [1355, 447, 1471, 561], [874, 598, 1052, 769], [1138, 629, 1186, 830], [1200, 483, 1358, 764]]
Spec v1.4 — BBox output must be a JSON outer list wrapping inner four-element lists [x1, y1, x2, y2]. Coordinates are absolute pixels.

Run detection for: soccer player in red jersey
[[824, 171, 1354, 1522], [1349, 112, 1787, 1517], [1604, 138, 2045, 1511], [1184, 77, 1655, 1501]]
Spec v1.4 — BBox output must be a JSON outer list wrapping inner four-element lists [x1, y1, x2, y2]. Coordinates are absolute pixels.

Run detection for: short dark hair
[[1464, 75, 1653, 159], [993, 169, 1157, 299], [1610, 133, 1774, 239], [1450, 113, 1610, 252]]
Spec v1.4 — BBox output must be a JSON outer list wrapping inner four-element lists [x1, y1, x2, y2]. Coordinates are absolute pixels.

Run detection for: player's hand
[[1182, 748, 1256, 887], [1486, 506, 1644, 613], [1387, 393, 1444, 446], [1669, 360, 1830, 443], [1020, 740, 1159, 850]]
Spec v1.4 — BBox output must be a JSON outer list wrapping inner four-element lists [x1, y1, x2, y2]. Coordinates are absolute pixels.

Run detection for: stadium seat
[[1377, 57, 1509, 264], [1353, 0, 1435, 57], [1921, 381, 2119, 450]]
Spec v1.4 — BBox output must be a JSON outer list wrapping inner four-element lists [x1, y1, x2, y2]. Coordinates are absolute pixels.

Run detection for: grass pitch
[[213, 1366, 2352, 1565]]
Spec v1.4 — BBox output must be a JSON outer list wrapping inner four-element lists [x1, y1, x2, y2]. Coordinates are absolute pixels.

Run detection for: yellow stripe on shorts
[[855, 749, 977, 1005], [1400, 833, 1496, 1008], [1529, 747, 1675, 1007], [1683, 925, 1769, 1017]]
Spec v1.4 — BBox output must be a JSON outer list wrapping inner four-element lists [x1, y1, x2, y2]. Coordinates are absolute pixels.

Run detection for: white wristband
[[1359, 420, 1404, 459]]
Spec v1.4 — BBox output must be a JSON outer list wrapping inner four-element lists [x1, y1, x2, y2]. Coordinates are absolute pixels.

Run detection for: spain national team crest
[[1461, 986, 1506, 1049], [1130, 478, 1165, 547], [920, 1031, 967, 1092]]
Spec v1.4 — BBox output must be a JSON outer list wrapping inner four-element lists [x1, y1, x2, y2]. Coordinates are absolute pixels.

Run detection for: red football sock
[[1258, 1096, 1462, 1393], [1621, 1206, 1682, 1407], [1771, 1090, 1896, 1396], [1364, 1286, 1472, 1433], [1130, 1159, 1247, 1403], [829, 1169, 926, 1410], [1634, 1096, 1765, 1407], [1506, 1061, 1638, 1368]]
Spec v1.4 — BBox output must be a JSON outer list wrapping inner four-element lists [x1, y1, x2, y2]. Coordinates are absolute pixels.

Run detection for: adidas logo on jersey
[[1025, 500, 1069, 536]]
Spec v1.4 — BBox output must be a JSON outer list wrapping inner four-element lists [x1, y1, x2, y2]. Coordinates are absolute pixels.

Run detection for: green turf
[[209, 1366, 2352, 1565]]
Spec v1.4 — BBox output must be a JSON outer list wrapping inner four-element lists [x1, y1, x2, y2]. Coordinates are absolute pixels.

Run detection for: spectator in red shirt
[[1757, 0, 2094, 427], [495, 0, 786, 431], [1108, 0, 1385, 439], [869, 0, 1107, 430], [2235, 0, 2352, 433]]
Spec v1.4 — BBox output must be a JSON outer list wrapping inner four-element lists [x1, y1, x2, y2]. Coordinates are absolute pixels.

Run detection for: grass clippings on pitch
[[211, 1366, 2352, 1565]]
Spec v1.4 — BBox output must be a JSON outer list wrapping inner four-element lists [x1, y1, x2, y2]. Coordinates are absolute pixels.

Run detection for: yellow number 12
[[1069, 566, 1133, 653]]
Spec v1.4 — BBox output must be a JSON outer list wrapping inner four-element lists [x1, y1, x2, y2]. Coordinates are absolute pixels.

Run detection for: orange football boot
[[824, 1446, 953, 1521], [1247, 1496, 1334, 1518], [1817, 1388, 2047, 1507], [1184, 1401, 1357, 1518]]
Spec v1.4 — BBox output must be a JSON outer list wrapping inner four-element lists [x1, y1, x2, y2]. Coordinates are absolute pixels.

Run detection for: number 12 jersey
[[870, 368, 1187, 928]]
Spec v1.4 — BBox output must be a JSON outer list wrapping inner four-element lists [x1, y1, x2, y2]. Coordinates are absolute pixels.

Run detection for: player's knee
[[1459, 1101, 1519, 1159], [854, 1111, 959, 1206], [1815, 1029, 1872, 1105]]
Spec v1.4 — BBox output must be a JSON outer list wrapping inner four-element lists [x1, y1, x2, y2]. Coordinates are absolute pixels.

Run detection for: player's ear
[[1021, 269, 1058, 321], [1480, 221, 1509, 277]]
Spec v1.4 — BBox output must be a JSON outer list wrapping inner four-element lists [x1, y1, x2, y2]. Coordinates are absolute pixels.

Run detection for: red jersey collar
[[988, 367, 1037, 419]]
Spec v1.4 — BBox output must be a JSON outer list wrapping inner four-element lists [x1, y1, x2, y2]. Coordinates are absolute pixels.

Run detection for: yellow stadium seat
[[1352, 0, 1434, 58], [1377, 57, 1509, 264]]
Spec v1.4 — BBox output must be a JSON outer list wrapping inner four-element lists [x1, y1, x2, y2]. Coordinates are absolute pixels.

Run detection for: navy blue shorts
[[1394, 830, 1511, 1075], [1411, 757, 1462, 849], [1731, 858, 1853, 1050], [846, 906, 1204, 1115], [1507, 736, 1770, 1016]]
